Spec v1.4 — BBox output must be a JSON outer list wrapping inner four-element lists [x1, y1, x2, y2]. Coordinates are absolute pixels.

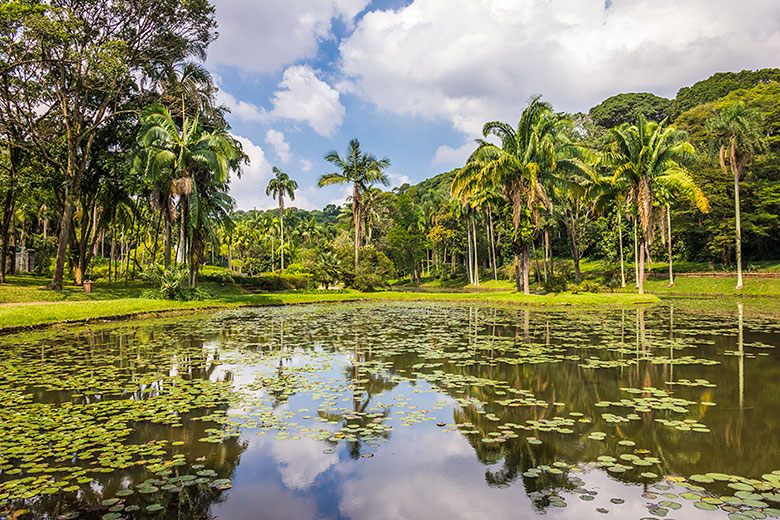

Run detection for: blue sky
[[205, 0, 780, 211]]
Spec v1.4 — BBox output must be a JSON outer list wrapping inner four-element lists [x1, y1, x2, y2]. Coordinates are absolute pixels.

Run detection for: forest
[[1, 1, 779, 298]]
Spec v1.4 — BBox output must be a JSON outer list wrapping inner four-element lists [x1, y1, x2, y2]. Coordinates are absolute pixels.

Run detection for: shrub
[[568, 281, 603, 294], [142, 264, 216, 301], [243, 273, 312, 291], [352, 272, 387, 292], [542, 274, 569, 293]]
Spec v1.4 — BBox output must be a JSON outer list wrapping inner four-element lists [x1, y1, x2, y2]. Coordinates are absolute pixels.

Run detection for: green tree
[[318, 138, 390, 268], [589, 92, 672, 128], [454, 96, 559, 294], [138, 104, 239, 285], [266, 167, 297, 271], [607, 115, 708, 294], [705, 102, 765, 289]]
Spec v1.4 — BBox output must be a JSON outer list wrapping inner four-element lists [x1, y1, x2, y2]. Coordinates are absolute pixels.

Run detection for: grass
[[0, 289, 659, 331], [634, 276, 780, 296]]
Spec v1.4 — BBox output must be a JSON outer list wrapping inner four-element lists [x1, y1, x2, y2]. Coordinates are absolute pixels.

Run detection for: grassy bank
[[0, 290, 659, 331]]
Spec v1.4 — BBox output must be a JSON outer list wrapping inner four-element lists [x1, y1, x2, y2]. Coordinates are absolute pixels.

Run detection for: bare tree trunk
[[109, 226, 116, 285]]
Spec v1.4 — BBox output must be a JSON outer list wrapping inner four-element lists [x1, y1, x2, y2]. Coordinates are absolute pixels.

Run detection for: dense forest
[[1, 1, 778, 296]]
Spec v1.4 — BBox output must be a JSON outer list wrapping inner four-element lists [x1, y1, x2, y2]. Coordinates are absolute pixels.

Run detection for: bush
[[142, 264, 216, 301], [542, 274, 569, 293], [199, 270, 235, 285], [352, 272, 387, 292], [568, 281, 603, 294], [243, 273, 312, 291]]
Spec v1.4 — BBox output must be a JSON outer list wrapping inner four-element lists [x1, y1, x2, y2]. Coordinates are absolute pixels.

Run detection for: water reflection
[[0, 300, 779, 519]]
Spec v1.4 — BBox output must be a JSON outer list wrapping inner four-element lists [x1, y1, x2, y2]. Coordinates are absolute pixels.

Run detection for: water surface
[[1, 300, 779, 519]]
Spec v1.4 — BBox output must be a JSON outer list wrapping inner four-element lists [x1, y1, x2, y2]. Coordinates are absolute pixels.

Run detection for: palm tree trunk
[[532, 239, 542, 284], [522, 242, 530, 295], [353, 184, 361, 269], [545, 229, 553, 277], [566, 214, 582, 283], [466, 213, 474, 285], [489, 211, 497, 282], [279, 195, 285, 271], [638, 238, 646, 295], [472, 214, 479, 286], [666, 205, 674, 287], [734, 158, 744, 289], [633, 220, 639, 288], [513, 242, 521, 293], [618, 208, 626, 288]]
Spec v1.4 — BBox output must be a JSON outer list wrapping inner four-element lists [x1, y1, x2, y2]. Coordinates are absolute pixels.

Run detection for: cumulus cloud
[[270, 65, 346, 137], [433, 142, 475, 167], [387, 172, 412, 188], [299, 159, 314, 172], [208, 0, 370, 74], [215, 89, 265, 122], [229, 134, 275, 210], [340, 0, 780, 136], [265, 129, 292, 163]]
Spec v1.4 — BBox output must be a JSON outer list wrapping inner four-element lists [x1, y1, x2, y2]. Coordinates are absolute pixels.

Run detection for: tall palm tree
[[318, 139, 390, 268], [607, 115, 709, 294], [454, 96, 559, 294], [706, 102, 765, 289], [266, 167, 297, 271], [138, 103, 239, 284]]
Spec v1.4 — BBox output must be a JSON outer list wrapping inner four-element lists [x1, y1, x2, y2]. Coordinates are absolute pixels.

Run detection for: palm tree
[[454, 96, 557, 294], [138, 104, 239, 283], [607, 115, 709, 294], [266, 167, 297, 271], [706, 102, 765, 289], [318, 139, 390, 268]]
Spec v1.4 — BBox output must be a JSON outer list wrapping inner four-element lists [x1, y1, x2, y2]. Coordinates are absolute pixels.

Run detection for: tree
[[705, 102, 765, 289], [454, 96, 559, 294], [1, 0, 217, 289], [607, 115, 709, 294], [138, 104, 240, 285], [266, 167, 297, 271], [318, 139, 390, 268], [589, 93, 672, 129]]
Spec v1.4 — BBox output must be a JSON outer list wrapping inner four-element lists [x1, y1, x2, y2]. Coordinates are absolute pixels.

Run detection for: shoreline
[[0, 291, 659, 334]]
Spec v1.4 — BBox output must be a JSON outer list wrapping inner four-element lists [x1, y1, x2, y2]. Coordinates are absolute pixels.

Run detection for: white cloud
[[299, 159, 313, 172], [433, 142, 475, 167], [270, 65, 346, 137], [340, 0, 780, 137], [265, 129, 292, 163], [209, 0, 370, 74], [216, 89, 265, 122], [229, 134, 275, 210], [387, 172, 412, 188]]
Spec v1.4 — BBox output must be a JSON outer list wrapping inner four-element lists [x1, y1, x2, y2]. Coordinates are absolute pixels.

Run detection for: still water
[[1, 300, 779, 520]]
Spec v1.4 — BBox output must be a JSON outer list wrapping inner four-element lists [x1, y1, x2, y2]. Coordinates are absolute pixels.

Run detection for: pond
[[1, 300, 779, 520]]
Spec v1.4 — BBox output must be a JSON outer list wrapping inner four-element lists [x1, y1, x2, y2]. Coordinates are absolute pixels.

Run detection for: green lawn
[[0, 290, 659, 331]]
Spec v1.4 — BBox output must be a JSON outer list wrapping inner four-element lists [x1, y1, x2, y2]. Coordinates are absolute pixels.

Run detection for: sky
[[205, 0, 780, 212]]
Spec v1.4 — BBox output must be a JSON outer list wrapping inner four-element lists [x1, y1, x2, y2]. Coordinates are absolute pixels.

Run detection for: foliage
[[674, 68, 780, 116], [141, 264, 215, 301], [589, 92, 672, 128], [242, 273, 312, 291]]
